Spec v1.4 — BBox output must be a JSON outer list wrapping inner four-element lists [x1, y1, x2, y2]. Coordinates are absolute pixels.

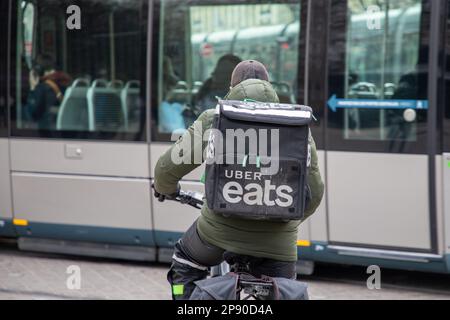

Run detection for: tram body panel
[[297, 219, 310, 243], [0, 0, 11, 237], [12, 172, 154, 246], [327, 152, 430, 250], [298, 150, 327, 244], [11, 139, 150, 178], [0, 139, 14, 237], [152, 180, 204, 248], [434, 156, 445, 256]]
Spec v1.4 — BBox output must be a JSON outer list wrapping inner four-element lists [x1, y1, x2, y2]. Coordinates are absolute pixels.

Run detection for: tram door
[[9, 0, 154, 255], [324, 0, 437, 252], [149, 0, 305, 252]]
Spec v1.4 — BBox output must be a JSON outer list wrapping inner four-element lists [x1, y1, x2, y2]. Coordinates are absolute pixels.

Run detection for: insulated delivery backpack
[[205, 100, 313, 221]]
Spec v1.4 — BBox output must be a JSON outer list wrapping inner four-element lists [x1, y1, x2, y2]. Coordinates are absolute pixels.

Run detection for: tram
[[0, 0, 449, 274]]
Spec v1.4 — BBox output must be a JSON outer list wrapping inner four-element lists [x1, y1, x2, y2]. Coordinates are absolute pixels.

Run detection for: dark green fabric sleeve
[[154, 110, 214, 195]]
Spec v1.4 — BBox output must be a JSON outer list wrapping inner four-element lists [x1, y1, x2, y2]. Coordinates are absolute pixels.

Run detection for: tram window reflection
[[158, 57, 186, 135], [14, 0, 146, 141], [332, 0, 427, 145], [153, 0, 302, 141], [194, 54, 241, 114]]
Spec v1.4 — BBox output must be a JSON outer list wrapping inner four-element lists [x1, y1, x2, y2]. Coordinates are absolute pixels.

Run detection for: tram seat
[[87, 79, 126, 132], [192, 81, 203, 95], [56, 78, 90, 131], [170, 81, 191, 105], [121, 81, 141, 132], [108, 80, 127, 129], [271, 81, 295, 104], [108, 80, 124, 91]]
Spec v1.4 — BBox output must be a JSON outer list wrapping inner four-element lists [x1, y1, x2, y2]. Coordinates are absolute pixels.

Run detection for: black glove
[[152, 183, 180, 202]]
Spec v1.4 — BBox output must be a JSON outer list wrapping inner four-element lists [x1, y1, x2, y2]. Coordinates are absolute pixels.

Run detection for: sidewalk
[[1, 245, 449, 300]]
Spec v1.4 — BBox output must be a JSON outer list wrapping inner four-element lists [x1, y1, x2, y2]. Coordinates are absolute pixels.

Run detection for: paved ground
[[1, 240, 450, 300]]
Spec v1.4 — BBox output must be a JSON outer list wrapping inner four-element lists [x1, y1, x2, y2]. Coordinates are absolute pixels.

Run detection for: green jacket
[[155, 79, 324, 262]]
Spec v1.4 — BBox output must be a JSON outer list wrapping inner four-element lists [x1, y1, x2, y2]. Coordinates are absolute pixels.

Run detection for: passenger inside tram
[[23, 54, 72, 130], [16, 0, 144, 136], [158, 57, 187, 134], [387, 48, 428, 152], [194, 54, 242, 112]]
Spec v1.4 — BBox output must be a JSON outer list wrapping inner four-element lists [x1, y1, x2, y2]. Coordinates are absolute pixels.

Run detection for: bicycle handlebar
[[152, 184, 204, 210], [176, 190, 204, 210]]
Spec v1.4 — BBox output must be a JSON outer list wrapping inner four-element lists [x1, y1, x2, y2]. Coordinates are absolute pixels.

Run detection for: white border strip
[[328, 245, 442, 261], [222, 104, 311, 119]]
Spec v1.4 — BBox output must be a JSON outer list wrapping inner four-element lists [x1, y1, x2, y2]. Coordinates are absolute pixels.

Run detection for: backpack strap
[[45, 79, 63, 103]]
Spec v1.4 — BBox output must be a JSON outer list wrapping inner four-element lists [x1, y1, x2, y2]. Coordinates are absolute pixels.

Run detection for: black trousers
[[167, 221, 297, 300]]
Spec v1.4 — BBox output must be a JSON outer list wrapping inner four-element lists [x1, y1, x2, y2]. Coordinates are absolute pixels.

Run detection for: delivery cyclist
[[153, 60, 324, 300]]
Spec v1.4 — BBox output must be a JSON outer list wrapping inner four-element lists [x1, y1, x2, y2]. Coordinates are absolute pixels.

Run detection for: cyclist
[[154, 60, 325, 300]]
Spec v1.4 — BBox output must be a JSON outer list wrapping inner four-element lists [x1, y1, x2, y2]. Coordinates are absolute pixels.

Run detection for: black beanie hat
[[230, 60, 270, 87]]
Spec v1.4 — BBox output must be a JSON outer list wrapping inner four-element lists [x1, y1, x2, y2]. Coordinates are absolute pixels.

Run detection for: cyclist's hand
[[152, 183, 179, 202], [153, 187, 166, 202]]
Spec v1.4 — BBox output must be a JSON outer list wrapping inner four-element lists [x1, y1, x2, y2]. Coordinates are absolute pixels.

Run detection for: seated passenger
[[158, 57, 186, 134], [24, 55, 72, 130], [194, 54, 241, 112]]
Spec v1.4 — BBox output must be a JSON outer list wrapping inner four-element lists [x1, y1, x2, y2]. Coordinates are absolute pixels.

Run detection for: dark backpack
[[205, 100, 313, 221]]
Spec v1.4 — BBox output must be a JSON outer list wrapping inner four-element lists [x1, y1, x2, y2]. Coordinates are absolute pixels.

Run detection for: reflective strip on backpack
[[222, 103, 312, 119], [307, 144, 312, 168]]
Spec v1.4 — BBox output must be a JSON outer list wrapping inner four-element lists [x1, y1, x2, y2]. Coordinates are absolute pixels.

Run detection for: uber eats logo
[[223, 170, 294, 207]]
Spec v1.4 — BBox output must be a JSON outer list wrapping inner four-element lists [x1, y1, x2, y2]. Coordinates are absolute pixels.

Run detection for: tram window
[[13, 0, 146, 141], [152, 0, 301, 141], [327, 0, 429, 153]]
